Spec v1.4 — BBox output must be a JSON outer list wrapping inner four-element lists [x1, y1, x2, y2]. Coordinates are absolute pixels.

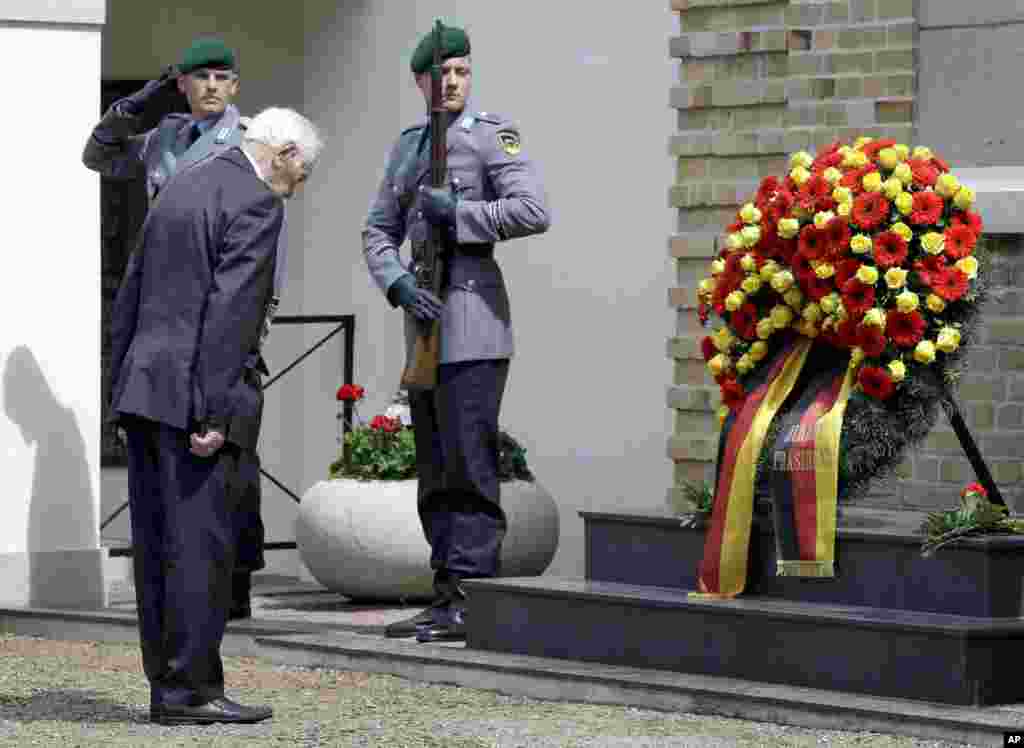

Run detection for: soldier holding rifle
[[362, 21, 550, 642]]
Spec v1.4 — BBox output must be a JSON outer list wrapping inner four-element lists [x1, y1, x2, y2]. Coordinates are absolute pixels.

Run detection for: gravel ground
[[0, 634, 983, 747]]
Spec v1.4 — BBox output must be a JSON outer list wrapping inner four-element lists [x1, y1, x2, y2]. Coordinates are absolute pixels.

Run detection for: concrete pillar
[[0, 0, 106, 607]]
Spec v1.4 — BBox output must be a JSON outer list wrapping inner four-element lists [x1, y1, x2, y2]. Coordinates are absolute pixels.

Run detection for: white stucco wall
[[0, 14, 104, 604]]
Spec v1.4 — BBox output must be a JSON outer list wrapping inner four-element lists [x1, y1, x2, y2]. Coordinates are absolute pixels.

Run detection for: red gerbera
[[851, 191, 891, 231], [909, 191, 945, 226], [839, 165, 874, 192], [724, 253, 744, 276], [872, 231, 909, 268], [886, 310, 927, 348], [908, 158, 939, 188], [858, 366, 896, 400], [835, 258, 862, 288], [836, 319, 861, 348], [701, 336, 716, 362], [933, 266, 970, 302], [944, 224, 977, 259], [756, 176, 781, 208], [857, 324, 887, 357], [698, 300, 710, 324], [841, 279, 876, 317], [730, 302, 759, 341], [801, 273, 835, 302], [799, 175, 835, 212], [860, 138, 897, 160], [950, 210, 983, 235], [931, 154, 951, 173], [720, 377, 746, 411], [773, 237, 797, 265], [726, 219, 744, 234], [825, 218, 852, 257], [812, 140, 843, 170], [798, 224, 829, 261], [791, 251, 815, 282], [914, 254, 947, 286]]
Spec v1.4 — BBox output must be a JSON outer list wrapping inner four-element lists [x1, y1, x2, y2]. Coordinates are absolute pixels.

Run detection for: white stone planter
[[295, 478, 559, 601]]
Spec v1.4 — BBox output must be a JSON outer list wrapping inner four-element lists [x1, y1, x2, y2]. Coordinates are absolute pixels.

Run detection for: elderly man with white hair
[[108, 107, 323, 726]]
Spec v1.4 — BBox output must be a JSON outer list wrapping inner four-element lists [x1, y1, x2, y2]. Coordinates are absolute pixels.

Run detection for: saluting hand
[[190, 429, 225, 458]]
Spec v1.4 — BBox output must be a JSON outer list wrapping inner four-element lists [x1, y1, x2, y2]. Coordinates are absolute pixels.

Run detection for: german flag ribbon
[[770, 358, 856, 578], [692, 337, 812, 599]]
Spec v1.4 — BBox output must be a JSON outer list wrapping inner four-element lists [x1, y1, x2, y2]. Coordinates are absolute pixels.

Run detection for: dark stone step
[[583, 511, 1024, 617], [463, 576, 1024, 706]]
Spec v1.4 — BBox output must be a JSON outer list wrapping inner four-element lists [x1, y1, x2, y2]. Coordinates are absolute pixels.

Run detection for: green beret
[[180, 37, 237, 74], [409, 24, 470, 75]]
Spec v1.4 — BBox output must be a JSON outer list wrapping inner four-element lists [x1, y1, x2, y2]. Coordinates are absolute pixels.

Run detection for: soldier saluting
[[363, 22, 551, 642]]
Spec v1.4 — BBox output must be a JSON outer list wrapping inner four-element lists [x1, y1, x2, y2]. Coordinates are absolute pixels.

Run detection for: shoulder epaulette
[[474, 112, 504, 126], [400, 123, 426, 137]]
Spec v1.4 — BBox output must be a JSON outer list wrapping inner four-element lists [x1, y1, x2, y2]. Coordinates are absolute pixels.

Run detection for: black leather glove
[[117, 65, 180, 117], [389, 274, 444, 321], [418, 186, 457, 230]]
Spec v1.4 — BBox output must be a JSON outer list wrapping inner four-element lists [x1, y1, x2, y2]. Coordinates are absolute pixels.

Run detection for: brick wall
[[664, 0, 1024, 514]]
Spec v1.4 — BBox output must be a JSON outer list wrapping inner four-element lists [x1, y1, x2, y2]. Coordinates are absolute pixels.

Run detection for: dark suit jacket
[[109, 147, 282, 451]]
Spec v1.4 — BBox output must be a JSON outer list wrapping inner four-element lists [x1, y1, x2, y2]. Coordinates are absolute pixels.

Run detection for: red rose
[[909, 191, 944, 226], [851, 192, 891, 231], [336, 383, 365, 402], [858, 324, 887, 357], [944, 224, 977, 260], [872, 231, 909, 268], [858, 366, 896, 400], [932, 266, 969, 302], [841, 279, 876, 317], [886, 310, 927, 348], [701, 336, 716, 362]]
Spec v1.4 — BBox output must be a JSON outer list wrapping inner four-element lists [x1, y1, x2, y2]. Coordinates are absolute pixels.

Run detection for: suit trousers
[[123, 415, 241, 707], [409, 358, 509, 579]]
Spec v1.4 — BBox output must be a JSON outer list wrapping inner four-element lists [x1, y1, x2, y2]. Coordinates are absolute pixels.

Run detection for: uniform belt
[[411, 240, 494, 260]]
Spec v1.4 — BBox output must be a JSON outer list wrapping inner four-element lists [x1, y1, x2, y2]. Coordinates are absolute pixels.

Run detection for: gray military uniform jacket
[[363, 109, 551, 363]]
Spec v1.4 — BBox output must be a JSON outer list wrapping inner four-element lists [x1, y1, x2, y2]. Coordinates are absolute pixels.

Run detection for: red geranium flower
[[841, 279, 876, 317], [872, 231, 909, 268], [908, 158, 939, 187], [798, 224, 829, 261], [886, 310, 927, 348], [720, 377, 746, 411], [825, 218, 852, 257], [336, 383, 365, 402], [914, 254, 947, 286], [858, 324, 887, 357], [851, 192, 891, 231], [944, 224, 977, 259], [932, 266, 969, 302], [950, 210, 983, 235], [730, 303, 759, 341], [701, 336, 716, 362], [909, 191, 945, 226], [858, 366, 896, 400], [835, 258, 862, 288]]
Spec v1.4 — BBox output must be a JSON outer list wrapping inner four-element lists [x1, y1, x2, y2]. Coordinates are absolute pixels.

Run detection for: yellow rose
[[888, 359, 906, 382], [736, 354, 755, 374], [717, 405, 730, 425], [882, 178, 904, 200], [713, 327, 735, 352], [862, 171, 883, 193], [789, 150, 814, 170], [850, 347, 865, 366], [954, 186, 976, 211], [850, 234, 873, 254], [856, 265, 879, 285], [711, 259, 726, 275], [802, 303, 823, 323], [777, 217, 801, 239], [878, 148, 902, 170], [756, 318, 774, 340], [790, 166, 811, 186], [891, 221, 913, 242], [936, 326, 961, 353], [741, 275, 763, 294], [823, 167, 842, 184], [770, 270, 795, 293], [894, 144, 910, 160], [759, 261, 780, 281], [739, 202, 762, 224], [896, 290, 920, 313], [832, 186, 853, 204], [884, 267, 908, 289], [815, 263, 836, 279], [741, 225, 762, 247], [926, 294, 946, 313], [837, 201, 852, 217], [935, 173, 960, 198], [895, 191, 914, 215], [784, 287, 805, 309], [725, 290, 746, 312], [708, 353, 731, 377], [956, 256, 979, 280], [698, 278, 717, 297], [912, 146, 933, 160], [843, 150, 869, 169], [913, 340, 936, 364], [893, 162, 913, 185], [749, 341, 768, 361], [740, 253, 757, 272], [863, 308, 886, 329], [814, 210, 836, 228], [854, 136, 874, 149], [727, 232, 744, 250], [838, 145, 852, 158], [771, 305, 795, 330], [820, 293, 840, 314], [921, 231, 945, 255]]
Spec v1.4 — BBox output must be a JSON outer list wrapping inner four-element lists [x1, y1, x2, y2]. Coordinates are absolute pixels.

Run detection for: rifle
[[401, 19, 449, 391]]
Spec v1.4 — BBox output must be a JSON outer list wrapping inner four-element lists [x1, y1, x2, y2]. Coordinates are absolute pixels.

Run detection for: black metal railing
[[102, 314, 355, 557]]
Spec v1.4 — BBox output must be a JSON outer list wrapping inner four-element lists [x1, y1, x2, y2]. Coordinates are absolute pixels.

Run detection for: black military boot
[[415, 573, 467, 643]]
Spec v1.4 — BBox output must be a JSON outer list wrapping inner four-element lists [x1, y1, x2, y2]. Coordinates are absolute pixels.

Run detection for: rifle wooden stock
[[401, 18, 448, 392]]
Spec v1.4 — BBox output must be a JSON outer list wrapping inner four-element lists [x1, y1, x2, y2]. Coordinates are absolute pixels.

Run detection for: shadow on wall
[[3, 345, 97, 606]]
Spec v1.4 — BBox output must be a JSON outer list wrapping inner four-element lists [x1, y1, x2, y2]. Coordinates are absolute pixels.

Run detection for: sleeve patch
[[497, 130, 521, 156]]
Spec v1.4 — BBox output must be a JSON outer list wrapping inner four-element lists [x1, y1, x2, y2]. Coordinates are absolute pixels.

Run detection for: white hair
[[244, 107, 324, 167]]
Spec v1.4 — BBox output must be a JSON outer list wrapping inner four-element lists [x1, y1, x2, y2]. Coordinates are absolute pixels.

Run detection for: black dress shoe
[[152, 697, 273, 725], [384, 601, 445, 638], [415, 602, 466, 643]]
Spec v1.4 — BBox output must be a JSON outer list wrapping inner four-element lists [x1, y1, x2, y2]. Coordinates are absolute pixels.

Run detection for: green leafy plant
[[678, 480, 714, 528], [919, 482, 1024, 556]]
